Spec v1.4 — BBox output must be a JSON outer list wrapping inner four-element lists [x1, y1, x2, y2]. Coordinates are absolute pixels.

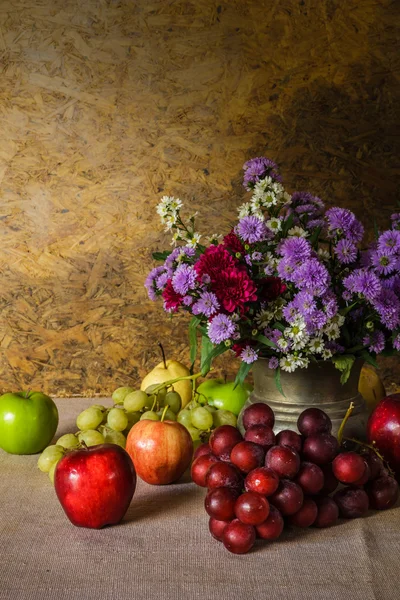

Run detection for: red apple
[[126, 420, 193, 484], [367, 394, 400, 479], [54, 444, 136, 529]]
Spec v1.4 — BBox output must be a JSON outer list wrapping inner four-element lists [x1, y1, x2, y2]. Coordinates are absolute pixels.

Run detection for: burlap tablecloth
[[1, 398, 399, 600]]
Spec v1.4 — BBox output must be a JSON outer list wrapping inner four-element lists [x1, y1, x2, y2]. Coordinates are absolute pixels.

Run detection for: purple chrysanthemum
[[372, 289, 400, 329], [278, 237, 312, 266], [334, 238, 358, 264], [371, 248, 398, 275], [245, 254, 252, 266], [277, 257, 296, 282], [378, 230, 400, 255], [343, 269, 381, 301], [172, 264, 197, 295], [293, 291, 317, 316], [183, 295, 193, 306], [145, 266, 166, 300], [305, 309, 328, 333], [252, 251, 263, 261], [240, 346, 259, 364], [382, 274, 400, 295], [393, 333, 400, 351], [237, 216, 267, 244], [293, 259, 330, 296], [207, 314, 237, 344], [268, 357, 279, 369], [192, 291, 220, 317], [391, 213, 400, 229], [165, 246, 196, 269], [243, 157, 282, 188], [363, 330, 386, 354], [325, 341, 345, 354], [282, 302, 300, 323], [320, 291, 338, 319], [325, 207, 364, 242], [291, 192, 325, 217]]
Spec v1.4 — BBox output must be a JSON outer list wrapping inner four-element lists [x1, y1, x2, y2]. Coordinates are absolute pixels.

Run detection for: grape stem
[[337, 401, 354, 446], [160, 404, 170, 422], [151, 371, 204, 395], [343, 436, 395, 477]]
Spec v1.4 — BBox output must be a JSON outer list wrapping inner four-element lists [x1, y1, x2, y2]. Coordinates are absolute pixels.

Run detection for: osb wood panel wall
[[0, 0, 399, 396]]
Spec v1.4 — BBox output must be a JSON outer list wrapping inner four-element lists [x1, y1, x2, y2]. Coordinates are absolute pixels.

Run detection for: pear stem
[[159, 343, 167, 370], [337, 401, 354, 446]]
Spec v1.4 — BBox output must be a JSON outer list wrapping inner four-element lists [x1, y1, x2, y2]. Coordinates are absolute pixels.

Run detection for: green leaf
[[152, 251, 172, 261], [189, 317, 201, 367], [309, 226, 322, 247], [339, 302, 357, 317], [360, 350, 379, 369], [274, 367, 285, 397], [200, 335, 213, 368], [332, 354, 356, 384], [271, 321, 285, 332], [254, 334, 276, 349], [233, 361, 252, 389], [282, 213, 294, 236], [200, 342, 226, 376]]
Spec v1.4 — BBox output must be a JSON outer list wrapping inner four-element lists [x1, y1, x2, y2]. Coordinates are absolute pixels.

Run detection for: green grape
[[91, 404, 106, 412], [191, 406, 213, 430], [186, 425, 201, 442], [48, 460, 60, 484], [107, 407, 128, 432], [163, 391, 181, 414], [156, 408, 177, 422], [124, 390, 148, 412], [78, 429, 105, 446], [76, 407, 103, 431], [145, 384, 167, 404], [124, 411, 141, 432], [140, 411, 160, 421], [144, 394, 157, 411], [204, 405, 217, 414], [112, 386, 135, 404], [213, 410, 237, 428], [177, 409, 192, 427], [56, 433, 79, 449], [37, 445, 65, 473], [104, 429, 126, 448]]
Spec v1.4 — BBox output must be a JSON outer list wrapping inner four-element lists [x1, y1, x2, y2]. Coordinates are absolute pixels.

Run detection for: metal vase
[[237, 358, 368, 439]]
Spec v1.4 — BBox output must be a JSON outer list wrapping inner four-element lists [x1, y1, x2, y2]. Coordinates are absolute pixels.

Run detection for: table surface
[[1, 398, 399, 600]]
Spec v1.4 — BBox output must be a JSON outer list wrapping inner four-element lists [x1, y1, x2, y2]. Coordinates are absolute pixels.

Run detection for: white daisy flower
[[321, 348, 333, 360], [255, 309, 274, 328], [288, 226, 309, 238], [308, 337, 325, 354], [186, 232, 201, 248], [266, 217, 282, 233], [238, 202, 253, 218], [318, 248, 330, 261], [277, 337, 290, 351], [294, 354, 310, 369], [280, 354, 297, 372]]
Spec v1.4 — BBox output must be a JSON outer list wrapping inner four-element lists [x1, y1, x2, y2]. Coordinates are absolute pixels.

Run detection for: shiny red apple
[[126, 419, 193, 484], [367, 394, 400, 479], [54, 443, 136, 529]]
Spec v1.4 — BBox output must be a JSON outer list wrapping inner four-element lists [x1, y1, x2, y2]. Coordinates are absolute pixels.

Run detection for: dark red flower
[[232, 340, 254, 357], [162, 279, 183, 312], [223, 230, 245, 255], [194, 245, 237, 282], [212, 268, 257, 313], [258, 277, 286, 302]]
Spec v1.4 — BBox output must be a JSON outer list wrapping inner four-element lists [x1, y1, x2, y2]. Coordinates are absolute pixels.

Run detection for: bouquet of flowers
[[145, 157, 400, 390]]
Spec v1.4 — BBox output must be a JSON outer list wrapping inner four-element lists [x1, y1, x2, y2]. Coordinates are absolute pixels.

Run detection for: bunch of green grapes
[[177, 395, 237, 446]]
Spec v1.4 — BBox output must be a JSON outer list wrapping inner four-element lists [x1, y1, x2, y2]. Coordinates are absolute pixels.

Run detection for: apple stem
[[25, 389, 31, 399], [337, 401, 354, 446], [160, 404, 169, 422], [159, 343, 167, 370]]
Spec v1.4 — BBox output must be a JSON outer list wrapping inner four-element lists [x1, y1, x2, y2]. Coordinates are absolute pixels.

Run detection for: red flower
[[162, 279, 183, 312], [212, 268, 257, 313], [194, 245, 237, 282], [258, 277, 286, 302], [223, 230, 245, 255], [232, 340, 253, 357]]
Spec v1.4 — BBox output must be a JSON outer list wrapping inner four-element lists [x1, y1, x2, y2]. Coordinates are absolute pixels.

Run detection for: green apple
[[0, 391, 59, 454], [196, 379, 252, 416]]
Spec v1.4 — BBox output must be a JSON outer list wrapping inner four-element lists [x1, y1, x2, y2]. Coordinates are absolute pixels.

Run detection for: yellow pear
[[140, 360, 192, 408], [358, 364, 386, 413]]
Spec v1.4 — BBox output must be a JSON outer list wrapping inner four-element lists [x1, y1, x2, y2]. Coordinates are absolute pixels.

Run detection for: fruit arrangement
[[191, 403, 399, 554]]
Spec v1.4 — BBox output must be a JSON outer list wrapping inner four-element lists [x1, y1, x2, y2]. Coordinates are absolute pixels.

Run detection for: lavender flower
[[363, 330, 385, 354], [208, 314, 237, 344], [243, 157, 282, 188], [237, 216, 267, 243], [172, 264, 197, 295], [268, 357, 279, 369], [334, 239, 358, 264], [240, 346, 259, 364], [293, 259, 330, 296], [192, 291, 220, 317], [343, 269, 381, 301], [278, 237, 312, 266]]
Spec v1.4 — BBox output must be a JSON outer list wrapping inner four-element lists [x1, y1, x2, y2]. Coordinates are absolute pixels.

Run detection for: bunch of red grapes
[[191, 403, 399, 554]]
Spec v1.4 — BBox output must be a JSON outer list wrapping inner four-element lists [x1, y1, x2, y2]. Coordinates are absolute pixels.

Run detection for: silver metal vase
[[237, 358, 368, 439]]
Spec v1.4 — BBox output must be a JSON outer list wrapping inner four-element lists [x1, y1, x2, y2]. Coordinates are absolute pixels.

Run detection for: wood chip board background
[[0, 0, 399, 396]]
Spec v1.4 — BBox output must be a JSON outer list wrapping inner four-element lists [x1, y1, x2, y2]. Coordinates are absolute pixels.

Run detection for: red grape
[[269, 480, 304, 516], [222, 519, 256, 554], [294, 462, 324, 495], [302, 433, 339, 465], [265, 445, 300, 479], [288, 497, 318, 528], [209, 425, 242, 459], [366, 475, 399, 510], [334, 487, 369, 519], [205, 461, 243, 492], [242, 403, 274, 430], [255, 505, 284, 540], [205, 487, 238, 521], [313, 496, 339, 528], [332, 451, 367, 484], [363, 449, 384, 480], [276, 429, 302, 453], [352, 460, 371, 486], [230, 441, 265, 473], [193, 442, 212, 460], [191, 454, 219, 487], [209, 517, 230, 541], [235, 491, 270, 525], [244, 467, 279, 497], [320, 463, 339, 494], [297, 408, 332, 437], [245, 424, 275, 449]]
